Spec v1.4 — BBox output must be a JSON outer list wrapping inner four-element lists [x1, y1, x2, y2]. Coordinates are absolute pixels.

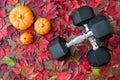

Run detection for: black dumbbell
[[49, 6, 95, 61], [86, 47, 111, 66], [88, 15, 113, 41], [49, 6, 113, 67], [49, 37, 70, 61], [72, 6, 95, 26]]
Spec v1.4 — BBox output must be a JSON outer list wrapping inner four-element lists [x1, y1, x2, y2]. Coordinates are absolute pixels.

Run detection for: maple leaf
[[44, 31, 55, 41], [72, 27, 82, 36], [7, 25, 20, 41], [4, 46, 11, 55], [110, 52, 120, 67], [71, 68, 79, 79], [7, 0, 18, 5], [108, 36, 120, 48], [0, 10, 6, 18], [25, 44, 36, 53], [113, 45, 120, 55], [59, 15, 71, 25], [56, 71, 71, 80], [0, 30, 7, 40], [51, 21, 61, 32], [35, 70, 47, 80], [85, 0, 99, 8], [0, 19, 5, 29], [68, 61, 78, 70], [79, 58, 91, 74], [24, 0, 35, 8], [23, 65, 39, 79], [71, 0, 81, 11], [38, 38, 49, 50], [34, 0, 45, 8], [37, 51, 50, 63], [57, 8, 67, 17], [13, 46, 25, 59], [0, 0, 6, 7], [0, 64, 8, 72]]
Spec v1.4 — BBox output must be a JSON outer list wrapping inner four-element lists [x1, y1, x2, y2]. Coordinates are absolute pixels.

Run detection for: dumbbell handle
[[66, 31, 93, 47], [84, 24, 99, 50]]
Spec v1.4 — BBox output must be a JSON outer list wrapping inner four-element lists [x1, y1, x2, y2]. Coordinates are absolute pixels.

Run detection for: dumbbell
[[49, 6, 113, 66]]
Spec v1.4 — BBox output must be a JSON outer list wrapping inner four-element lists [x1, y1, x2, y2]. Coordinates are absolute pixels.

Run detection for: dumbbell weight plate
[[86, 47, 111, 67], [72, 6, 95, 26], [49, 37, 70, 61], [88, 15, 113, 41]]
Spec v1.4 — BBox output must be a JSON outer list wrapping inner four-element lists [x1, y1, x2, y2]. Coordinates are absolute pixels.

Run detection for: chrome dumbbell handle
[[66, 31, 93, 47], [84, 24, 99, 50], [66, 24, 99, 51]]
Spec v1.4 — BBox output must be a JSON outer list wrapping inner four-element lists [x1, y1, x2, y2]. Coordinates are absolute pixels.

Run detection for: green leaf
[[91, 67, 100, 76], [49, 75, 57, 80], [14, 1, 24, 7], [4, 56, 15, 67]]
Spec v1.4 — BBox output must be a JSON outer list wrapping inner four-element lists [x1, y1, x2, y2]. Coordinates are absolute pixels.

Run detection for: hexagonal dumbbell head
[[49, 37, 70, 61], [86, 47, 111, 67], [88, 15, 113, 41], [71, 6, 95, 26]]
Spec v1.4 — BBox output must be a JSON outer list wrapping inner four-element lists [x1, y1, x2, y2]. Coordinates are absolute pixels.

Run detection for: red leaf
[[73, 27, 82, 36], [24, 27, 36, 36], [0, 10, 6, 18], [58, 8, 67, 16], [13, 46, 25, 59], [7, 25, 20, 41], [64, 25, 72, 36], [25, 44, 36, 53], [51, 21, 60, 32], [115, 74, 120, 80], [54, 60, 64, 66], [56, 71, 71, 80], [108, 36, 120, 48], [38, 38, 49, 50], [71, 0, 81, 11], [0, 29, 7, 40], [34, 0, 45, 7], [117, 20, 120, 27], [85, 0, 98, 8], [110, 52, 120, 67], [24, 0, 35, 8], [4, 46, 11, 55], [0, 64, 8, 72], [59, 15, 71, 25], [0, 0, 6, 7], [7, 0, 18, 5], [79, 58, 91, 74], [44, 31, 55, 41], [35, 70, 47, 80], [0, 48, 5, 59], [0, 19, 5, 29], [37, 51, 50, 63], [78, 46, 88, 55], [113, 45, 120, 55], [71, 68, 79, 79], [68, 61, 78, 70]]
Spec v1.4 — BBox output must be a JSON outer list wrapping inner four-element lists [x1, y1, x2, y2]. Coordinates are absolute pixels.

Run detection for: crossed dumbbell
[[49, 6, 113, 67]]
